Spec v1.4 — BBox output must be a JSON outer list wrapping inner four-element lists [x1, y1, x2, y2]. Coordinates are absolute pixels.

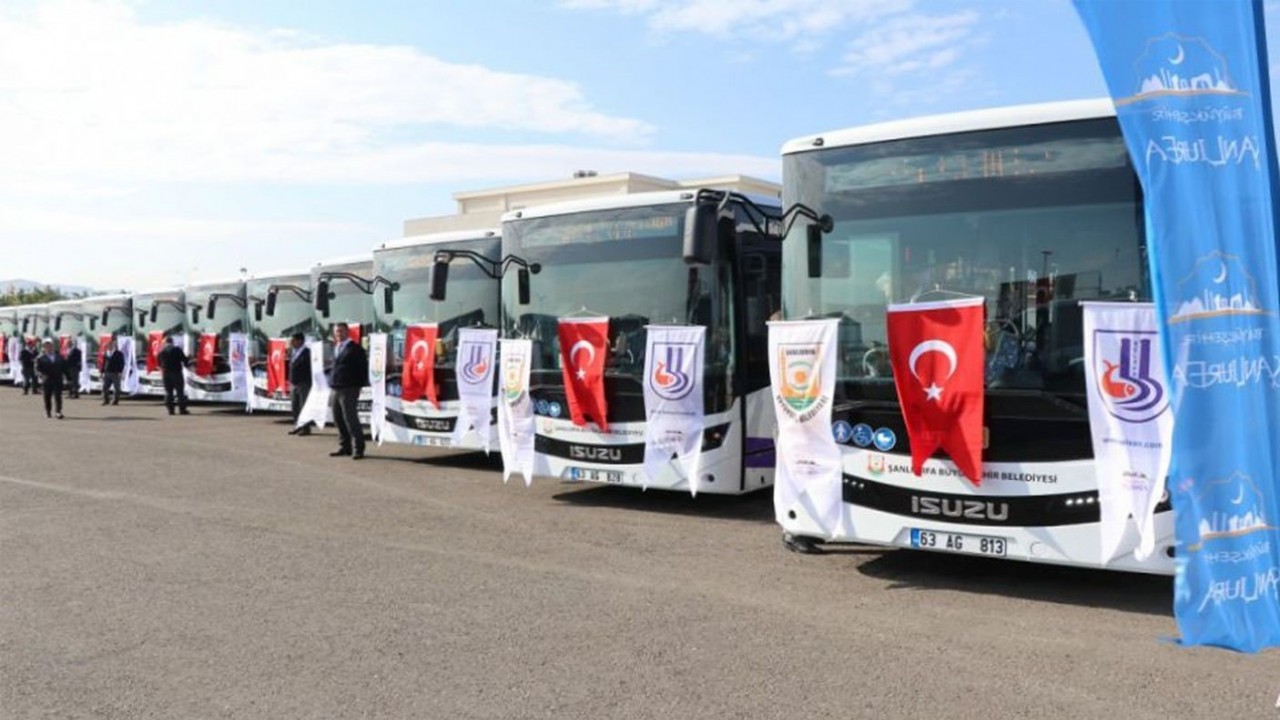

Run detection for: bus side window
[[739, 239, 781, 393]]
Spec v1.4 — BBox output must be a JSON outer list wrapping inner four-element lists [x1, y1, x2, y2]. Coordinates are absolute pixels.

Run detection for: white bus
[[184, 279, 249, 403], [250, 270, 314, 412], [312, 256, 380, 423], [80, 294, 133, 392], [500, 190, 793, 495], [0, 306, 18, 380], [48, 299, 88, 379], [375, 230, 502, 449], [17, 303, 49, 342], [132, 287, 187, 397], [778, 99, 1173, 573]]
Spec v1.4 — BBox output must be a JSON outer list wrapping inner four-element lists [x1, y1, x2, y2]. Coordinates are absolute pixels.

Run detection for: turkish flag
[[146, 330, 164, 373], [402, 324, 439, 406], [97, 334, 112, 369], [557, 317, 609, 431], [887, 297, 985, 484], [347, 324, 362, 347], [196, 333, 217, 377], [0, 334, 5, 364], [266, 338, 288, 395], [59, 334, 72, 358]]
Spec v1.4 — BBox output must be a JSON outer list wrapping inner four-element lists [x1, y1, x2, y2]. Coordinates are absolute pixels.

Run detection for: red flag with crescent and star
[[402, 324, 439, 407], [97, 334, 112, 369], [346, 323, 362, 347], [886, 297, 985, 484], [196, 333, 217, 377], [59, 334, 72, 358], [557, 317, 609, 431], [266, 338, 288, 395], [146, 330, 164, 373]]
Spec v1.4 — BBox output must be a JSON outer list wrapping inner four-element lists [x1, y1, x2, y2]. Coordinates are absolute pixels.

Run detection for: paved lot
[[0, 388, 1275, 719]]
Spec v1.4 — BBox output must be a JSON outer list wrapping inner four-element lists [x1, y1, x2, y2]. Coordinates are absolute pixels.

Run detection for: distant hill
[[0, 278, 96, 297]]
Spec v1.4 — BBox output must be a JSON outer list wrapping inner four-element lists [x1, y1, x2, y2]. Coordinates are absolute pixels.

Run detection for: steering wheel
[[861, 346, 887, 377]]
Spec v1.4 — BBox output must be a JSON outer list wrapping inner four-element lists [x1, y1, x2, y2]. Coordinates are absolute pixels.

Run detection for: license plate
[[910, 528, 1008, 557], [568, 467, 624, 483]]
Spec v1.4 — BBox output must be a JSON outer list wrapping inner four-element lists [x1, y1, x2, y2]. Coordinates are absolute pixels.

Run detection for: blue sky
[[0, 0, 1271, 289]]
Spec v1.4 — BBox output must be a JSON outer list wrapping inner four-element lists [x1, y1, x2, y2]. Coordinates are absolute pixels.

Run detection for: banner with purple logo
[[368, 333, 388, 446], [1082, 302, 1172, 565], [642, 325, 705, 494], [1074, 0, 1280, 651], [453, 328, 497, 453]]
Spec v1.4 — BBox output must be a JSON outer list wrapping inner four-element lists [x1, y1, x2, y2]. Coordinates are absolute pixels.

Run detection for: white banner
[[642, 325, 705, 494], [76, 338, 91, 393], [368, 333, 388, 446], [228, 332, 250, 411], [119, 336, 140, 394], [1082, 302, 1172, 564], [296, 339, 330, 429], [9, 336, 23, 383], [453, 328, 498, 453], [498, 338, 535, 485], [768, 319, 845, 538]]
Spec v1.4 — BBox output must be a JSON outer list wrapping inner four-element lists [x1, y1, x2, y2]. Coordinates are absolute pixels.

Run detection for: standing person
[[35, 339, 65, 419], [18, 340, 36, 395], [64, 342, 83, 399], [328, 323, 368, 459], [156, 335, 191, 416], [286, 332, 313, 436], [101, 339, 125, 405]]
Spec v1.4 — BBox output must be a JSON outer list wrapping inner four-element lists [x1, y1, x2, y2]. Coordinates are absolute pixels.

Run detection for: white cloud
[[0, 0, 665, 192], [831, 11, 981, 78], [561, 0, 913, 42]]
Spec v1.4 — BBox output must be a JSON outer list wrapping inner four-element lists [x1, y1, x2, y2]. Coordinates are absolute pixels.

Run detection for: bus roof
[[501, 189, 782, 223], [312, 254, 372, 269], [780, 98, 1116, 156], [377, 228, 500, 253], [80, 293, 132, 304], [132, 286, 185, 297], [246, 268, 312, 282]]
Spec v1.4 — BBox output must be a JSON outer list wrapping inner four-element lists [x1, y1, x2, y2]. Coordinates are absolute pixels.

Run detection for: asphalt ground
[[0, 387, 1276, 719]]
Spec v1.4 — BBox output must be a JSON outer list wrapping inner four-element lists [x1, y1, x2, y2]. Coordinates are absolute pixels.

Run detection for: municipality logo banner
[[642, 326, 705, 494], [1075, 0, 1280, 651], [368, 333, 388, 445], [498, 338, 535, 486], [453, 328, 497, 453], [768, 319, 844, 537], [1083, 302, 1172, 565]]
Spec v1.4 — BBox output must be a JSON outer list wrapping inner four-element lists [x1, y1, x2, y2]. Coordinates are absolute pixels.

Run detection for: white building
[[403, 171, 780, 236]]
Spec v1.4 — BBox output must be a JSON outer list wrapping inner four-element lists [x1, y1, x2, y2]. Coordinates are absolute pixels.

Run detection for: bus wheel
[[782, 532, 824, 555]]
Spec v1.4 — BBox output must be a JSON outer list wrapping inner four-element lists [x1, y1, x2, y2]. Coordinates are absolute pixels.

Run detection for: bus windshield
[[377, 237, 500, 369], [782, 117, 1146, 394], [187, 283, 246, 338], [250, 276, 313, 342], [502, 204, 732, 386], [314, 262, 373, 333]]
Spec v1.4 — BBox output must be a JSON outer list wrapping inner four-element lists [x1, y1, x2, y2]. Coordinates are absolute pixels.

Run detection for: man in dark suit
[[101, 338, 126, 405], [18, 340, 37, 395], [64, 342, 83, 399], [286, 333, 313, 436], [35, 339, 65, 419], [156, 335, 191, 415], [328, 323, 368, 459]]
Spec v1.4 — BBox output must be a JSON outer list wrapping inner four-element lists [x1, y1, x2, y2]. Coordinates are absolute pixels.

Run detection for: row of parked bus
[[0, 100, 1173, 574]]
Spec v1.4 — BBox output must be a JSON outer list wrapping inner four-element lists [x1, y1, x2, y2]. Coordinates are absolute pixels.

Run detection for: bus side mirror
[[517, 268, 531, 305], [806, 224, 824, 279], [138, 311, 146, 327], [265, 290, 278, 317], [383, 286, 395, 314], [315, 280, 331, 318], [149, 306, 158, 323], [101, 311, 109, 326], [89, 317, 97, 330], [683, 203, 717, 265], [191, 306, 201, 324], [54, 316, 62, 331], [253, 302, 263, 322], [429, 261, 449, 302], [207, 298, 217, 320]]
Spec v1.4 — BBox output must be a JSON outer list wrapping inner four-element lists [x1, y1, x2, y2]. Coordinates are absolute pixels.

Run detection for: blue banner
[[1073, 0, 1280, 652]]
